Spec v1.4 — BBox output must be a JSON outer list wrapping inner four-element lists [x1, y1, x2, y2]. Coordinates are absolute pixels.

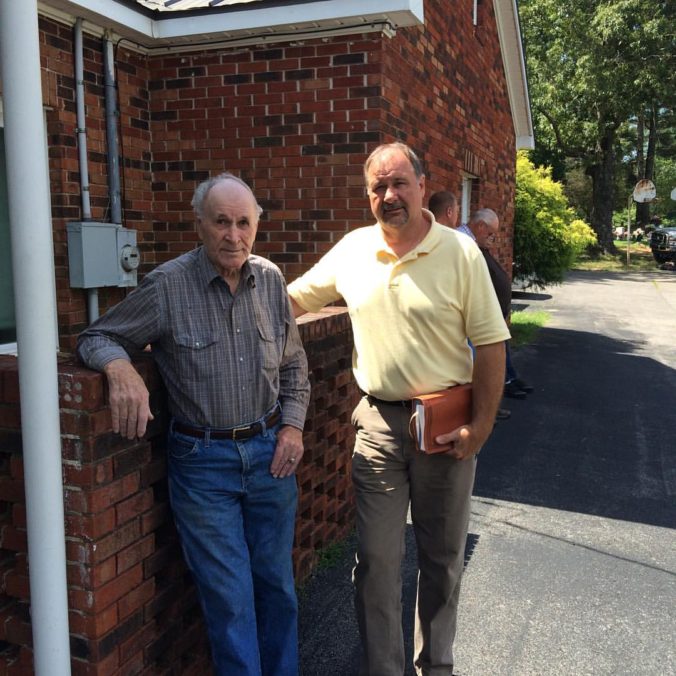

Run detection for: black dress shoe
[[512, 377, 533, 394], [504, 381, 527, 399]]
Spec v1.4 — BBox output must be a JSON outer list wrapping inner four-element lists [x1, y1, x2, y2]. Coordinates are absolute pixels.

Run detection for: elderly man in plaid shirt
[[78, 173, 310, 676]]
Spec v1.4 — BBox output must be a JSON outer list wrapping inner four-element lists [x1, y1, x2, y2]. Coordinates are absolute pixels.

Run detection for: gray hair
[[469, 208, 499, 227], [191, 173, 263, 219], [363, 142, 425, 184]]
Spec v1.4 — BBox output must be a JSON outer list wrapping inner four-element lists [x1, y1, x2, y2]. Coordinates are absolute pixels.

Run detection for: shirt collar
[[456, 223, 476, 240], [196, 246, 255, 288], [374, 208, 443, 261]]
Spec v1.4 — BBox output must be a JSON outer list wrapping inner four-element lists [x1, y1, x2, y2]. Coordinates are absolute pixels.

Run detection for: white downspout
[[0, 2, 72, 674]]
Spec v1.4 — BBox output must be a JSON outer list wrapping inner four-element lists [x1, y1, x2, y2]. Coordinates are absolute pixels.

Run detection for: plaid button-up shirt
[[78, 247, 310, 430]]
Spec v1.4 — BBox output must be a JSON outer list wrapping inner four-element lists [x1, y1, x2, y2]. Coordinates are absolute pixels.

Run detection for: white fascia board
[[39, 0, 154, 39], [156, 0, 424, 41], [493, 0, 534, 150], [39, 0, 423, 47]]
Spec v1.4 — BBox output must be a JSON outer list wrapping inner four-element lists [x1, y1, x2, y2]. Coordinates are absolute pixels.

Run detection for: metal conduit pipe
[[74, 19, 91, 220], [103, 35, 122, 225], [74, 17, 100, 322], [0, 2, 72, 673]]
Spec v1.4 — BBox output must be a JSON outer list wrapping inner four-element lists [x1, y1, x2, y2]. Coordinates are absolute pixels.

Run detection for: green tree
[[653, 155, 676, 223], [514, 153, 596, 287], [620, 106, 675, 225], [519, 0, 675, 252]]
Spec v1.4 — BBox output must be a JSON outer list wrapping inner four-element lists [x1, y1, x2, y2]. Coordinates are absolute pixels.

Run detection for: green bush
[[514, 152, 596, 287]]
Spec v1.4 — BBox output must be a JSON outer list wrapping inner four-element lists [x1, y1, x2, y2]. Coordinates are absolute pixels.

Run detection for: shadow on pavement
[[300, 320, 676, 675], [511, 290, 553, 301], [476, 327, 676, 530], [300, 525, 480, 675]]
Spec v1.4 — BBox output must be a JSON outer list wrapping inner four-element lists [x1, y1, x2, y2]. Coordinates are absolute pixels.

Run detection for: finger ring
[[288, 457, 296, 463]]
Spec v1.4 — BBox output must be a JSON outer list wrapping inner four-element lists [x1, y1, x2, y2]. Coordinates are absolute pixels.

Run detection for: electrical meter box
[[67, 222, 140, 288]]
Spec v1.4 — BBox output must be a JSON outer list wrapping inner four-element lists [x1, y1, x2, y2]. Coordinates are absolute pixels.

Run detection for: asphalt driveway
[[299, 269, 676, 676]]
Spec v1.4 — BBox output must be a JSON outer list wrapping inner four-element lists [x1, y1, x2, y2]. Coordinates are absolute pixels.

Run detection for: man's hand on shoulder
[[271, 425, 304, 478], [103, 359, 154, 440]]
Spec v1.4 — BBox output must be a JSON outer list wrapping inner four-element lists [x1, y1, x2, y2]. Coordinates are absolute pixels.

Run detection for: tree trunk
[[588, 128, 617, 252], [636, 104, 657, 226], [636, 113, 645, 179]]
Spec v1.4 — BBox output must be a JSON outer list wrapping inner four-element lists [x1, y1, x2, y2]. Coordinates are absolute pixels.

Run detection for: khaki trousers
[[351, 396, 477, 676]]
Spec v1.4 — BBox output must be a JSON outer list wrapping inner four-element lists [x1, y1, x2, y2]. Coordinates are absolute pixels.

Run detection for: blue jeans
[[167, 420, 298, 676]]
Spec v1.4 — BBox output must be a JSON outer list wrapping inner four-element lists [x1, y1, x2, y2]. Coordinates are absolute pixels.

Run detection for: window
[[0, 100, 17, 352], [461, 174, 477, 226]]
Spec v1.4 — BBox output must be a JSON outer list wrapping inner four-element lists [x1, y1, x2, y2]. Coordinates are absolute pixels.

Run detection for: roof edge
[[39, 0, 424, 48], [493, 0, 534, 150]]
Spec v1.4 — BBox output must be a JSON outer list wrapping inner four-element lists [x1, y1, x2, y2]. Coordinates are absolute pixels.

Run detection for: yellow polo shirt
[[288, 210, 510, 400]]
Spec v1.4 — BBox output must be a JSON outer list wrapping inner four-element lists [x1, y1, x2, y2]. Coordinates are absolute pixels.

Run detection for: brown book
[[410, 384, 473, 453]]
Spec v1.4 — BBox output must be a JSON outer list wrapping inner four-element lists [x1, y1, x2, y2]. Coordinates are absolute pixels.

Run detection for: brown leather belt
[[173, 407, 281, 441], [361, 392, 411, 408]]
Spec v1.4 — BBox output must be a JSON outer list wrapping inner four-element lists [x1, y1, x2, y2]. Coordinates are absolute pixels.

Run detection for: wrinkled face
[[197, 180, 259, 278], [366, 148, 425, 230], [475, 217, 499, 248]]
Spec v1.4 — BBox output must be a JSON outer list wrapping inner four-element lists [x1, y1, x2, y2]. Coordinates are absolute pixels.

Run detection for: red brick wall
[[0, 308, 357, 674], [380, 0, 517, 266], [34, 4, 517, 349], [37, 17, 153, 351], [0, 4, 519, 670], [145, 37, 383, 277]]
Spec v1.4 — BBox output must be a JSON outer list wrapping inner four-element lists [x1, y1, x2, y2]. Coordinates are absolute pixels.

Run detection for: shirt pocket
[[256, 321, 285, 371], [174, 330, 219, 381]]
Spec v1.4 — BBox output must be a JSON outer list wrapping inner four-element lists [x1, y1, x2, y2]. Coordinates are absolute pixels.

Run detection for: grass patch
[[296, 535, 354, 598], [510, 310, 550, 348], [573, 240, 657, 272], [315, 537, 352, 571]]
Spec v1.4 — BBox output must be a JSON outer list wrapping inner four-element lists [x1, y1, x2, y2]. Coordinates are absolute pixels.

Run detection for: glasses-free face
[[366, 149, 425, 231], [197, 181, 259, 279]]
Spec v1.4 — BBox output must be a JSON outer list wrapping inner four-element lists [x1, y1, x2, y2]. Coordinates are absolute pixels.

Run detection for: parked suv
[[649, 226, 676, 264]]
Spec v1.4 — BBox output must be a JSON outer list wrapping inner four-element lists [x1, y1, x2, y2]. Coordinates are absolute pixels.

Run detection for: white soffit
[[493, 0, 534, 149], [39, 0, 425, 49]]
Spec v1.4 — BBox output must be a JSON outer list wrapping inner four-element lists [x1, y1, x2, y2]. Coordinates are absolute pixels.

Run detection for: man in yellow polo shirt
[[288, 142, 509, 676]]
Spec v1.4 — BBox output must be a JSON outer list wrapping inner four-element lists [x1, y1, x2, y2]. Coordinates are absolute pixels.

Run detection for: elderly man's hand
[[271, 425, 304, 478], [103, 359, 154, 439]]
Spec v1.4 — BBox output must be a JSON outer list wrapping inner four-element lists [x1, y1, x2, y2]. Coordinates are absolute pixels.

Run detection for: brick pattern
[[294, 309, 359, 579], [379, 0, 517, 268], [146, 38, 382, 277], [1, 1, 519, 670], [38, 16, 153, 353], [0, 308, 357, 673], [34, 3, 516, 350]]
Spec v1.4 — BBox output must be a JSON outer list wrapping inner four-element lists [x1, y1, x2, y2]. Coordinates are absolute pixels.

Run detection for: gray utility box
[[67, 222, 140, 288]]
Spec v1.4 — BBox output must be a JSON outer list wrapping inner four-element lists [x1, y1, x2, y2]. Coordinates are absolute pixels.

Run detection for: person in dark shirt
[[465, 209, 533, 402]]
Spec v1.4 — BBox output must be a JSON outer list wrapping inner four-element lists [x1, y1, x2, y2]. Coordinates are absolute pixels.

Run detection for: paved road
[[299, 269, 676, 676]]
